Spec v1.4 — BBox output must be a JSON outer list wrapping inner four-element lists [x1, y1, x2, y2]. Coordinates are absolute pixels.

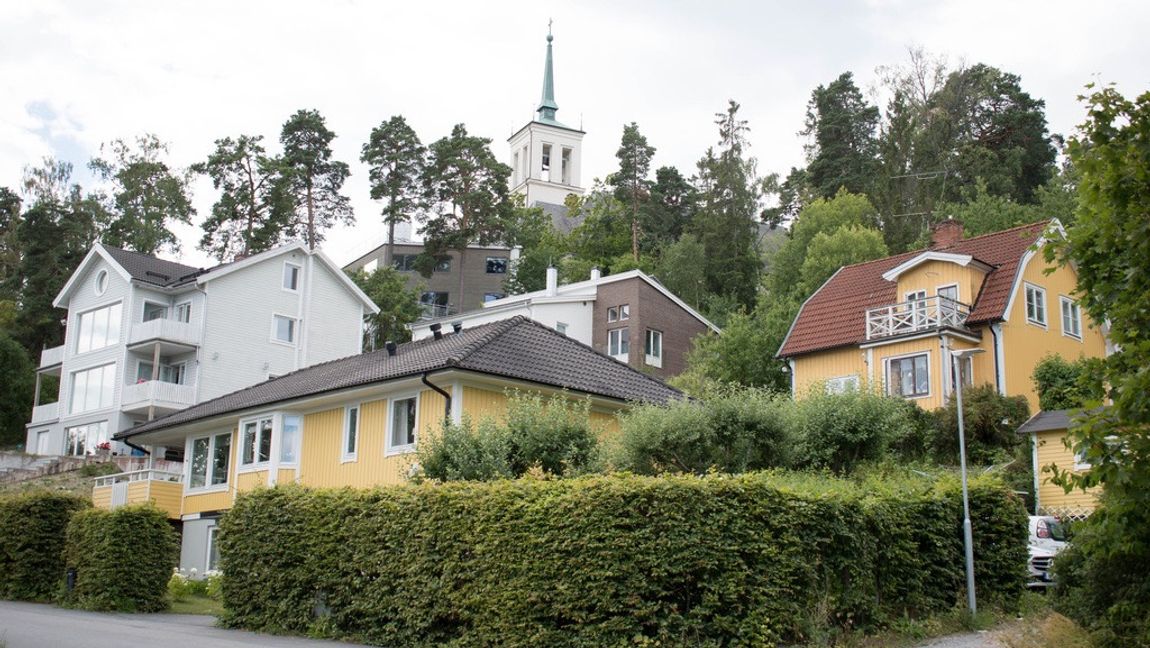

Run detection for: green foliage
[[641, 166, 696, 251], [0, 491, 89, 601], [279, 109, 353, 249], [673, 299, 794, 394], [1031, 354, 1105, 411], [608, 122, 656, 261], [360, 115, 426, 268], [790, 388, 918, 473], [0, 332, 34, 446], [63, 505, 179, 612], [802, 71, 881, 200], [218, 472, 1026, 645], [797, 224, 888, 296], [930, 384, 1030, 465], [655, 233, 707, 309], [77, 461, 120, 478], [417, 417, 516, 481], [347, 266, 422, 349]]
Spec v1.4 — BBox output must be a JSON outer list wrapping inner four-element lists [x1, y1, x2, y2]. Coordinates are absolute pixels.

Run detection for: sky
[[2, 0, 1147, 269]]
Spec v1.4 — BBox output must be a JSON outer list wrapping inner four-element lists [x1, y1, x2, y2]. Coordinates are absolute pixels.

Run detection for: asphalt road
[[0, 601, 372, 648]]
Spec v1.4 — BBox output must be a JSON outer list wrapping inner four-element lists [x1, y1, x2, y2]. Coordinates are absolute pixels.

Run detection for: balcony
[[121, 380, 196, 416], [39, 345, 64, 370], [30, 401, 59, 423], [866, 295, 972, 340], [92, 469, 183, 519], [128, 318, 200, 352]]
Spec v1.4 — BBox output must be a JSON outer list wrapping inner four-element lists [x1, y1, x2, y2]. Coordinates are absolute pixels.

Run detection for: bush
[[63, 505, 179, 612], [1031, 354, 1105, 411], [0, 491, 89, 601], [219, 472, 1026, 645], [418, 417, 516, 481], [608, 388, 792, 474], [790, 389, 918, 473], [930, 385, 1030, 465]]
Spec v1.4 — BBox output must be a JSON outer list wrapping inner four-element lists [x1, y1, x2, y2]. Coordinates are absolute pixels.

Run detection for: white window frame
[[94, 269, 108, 296], [238, 414, 275, 469], [1074, 447, 1092, 471], [885, 352, 932, 400], [279, 413, 301, 465], [618, 304, 630, 321], [175, 301, 192, 323], [906, 289, 927, 327], [74, 301, 123, 354], [1024, 282, 1047, 328], [186, 431, 232, 493], [65, 421, 109, 457], [68, 362, 117, 414], [282, 262, 301, 292], [644, 329, 663, 368], [385, 392, 420, 456], [608, 327, 630, 361], [826, 375, 860, 394], [205, 525, 220, 573], [556, 322, 569, 335], [342, 404, 360, 462], [1060, 296, 1082, 340], [142, 300, 169, 322], [271, 314, 298, 346]]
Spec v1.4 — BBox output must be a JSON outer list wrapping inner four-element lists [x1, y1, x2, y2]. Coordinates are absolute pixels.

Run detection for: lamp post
[[951, 347, 985, 618]]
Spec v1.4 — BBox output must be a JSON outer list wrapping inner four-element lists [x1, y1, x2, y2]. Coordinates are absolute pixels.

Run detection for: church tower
[[508, 26, 586, 212]]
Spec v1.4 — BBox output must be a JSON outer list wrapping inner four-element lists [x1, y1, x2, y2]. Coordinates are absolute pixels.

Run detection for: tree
[[361, 116, 426, 268], [691, 101, 762, 311], [503, 200, 563, 295], [608, 123, 656, 261], [348, 267, 423, 350], [802, 72, 880, 199], [89, 134, 195, 254], [761, 167, 813, 229], [1031, 354, 1104, 411], [797, 225, 888, 297], [656, 234, 707, 309], [279, 109, 353, 249], [0, 332, 34, 447], [563, 186, 631, 278], [0, 187, 22, 307], [641, 166, 696, 252], [194, 135, 293, 261], [422, 124, 512, 311]]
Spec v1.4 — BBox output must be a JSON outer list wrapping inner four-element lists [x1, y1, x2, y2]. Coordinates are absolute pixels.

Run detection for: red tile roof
[[777, 221, 1050, 358]]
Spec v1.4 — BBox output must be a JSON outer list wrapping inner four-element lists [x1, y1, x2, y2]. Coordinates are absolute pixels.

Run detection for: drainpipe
[[421, 372, 452, 422], [121, 438, 151, 457], [990, 323, 1004, 394]]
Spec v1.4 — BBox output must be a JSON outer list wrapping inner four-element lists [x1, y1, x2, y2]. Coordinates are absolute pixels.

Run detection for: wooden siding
[[895, 259, 986, 308], [461, 386, 510, 423], [183, 489, 233, 516], [792, 347, 867, 397], [148, 480, 183, 518], [1034, 428, 1100, 515], [92, 485, 112, 509]]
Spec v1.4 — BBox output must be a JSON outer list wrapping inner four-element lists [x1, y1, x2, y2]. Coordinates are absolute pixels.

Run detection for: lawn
[[170, 595, 223, 617]]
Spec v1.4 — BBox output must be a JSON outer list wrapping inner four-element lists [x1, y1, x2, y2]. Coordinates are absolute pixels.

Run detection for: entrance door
[[938, 285, 959, 326]]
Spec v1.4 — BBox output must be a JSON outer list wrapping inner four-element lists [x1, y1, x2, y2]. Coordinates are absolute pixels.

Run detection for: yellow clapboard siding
[[126, 481, 150, 505], [148, 480, 184, 518], [895, 259, 986, 310], [1034, 429, 1100, 514], [792, 347, 867, 397], [183, 490, 233, 516], [92, 485, 111, 510]]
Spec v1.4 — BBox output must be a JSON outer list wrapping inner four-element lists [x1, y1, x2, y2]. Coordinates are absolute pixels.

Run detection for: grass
[[169, 594, 223, 616], [996, 611, 1093, 648]]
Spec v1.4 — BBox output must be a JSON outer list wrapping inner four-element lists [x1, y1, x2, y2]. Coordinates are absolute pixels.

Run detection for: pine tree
[[802, 72, 880, 199], [641, 166, 695, 253], [280, 109, 353, 249], [361, 116, 425, 268], [608, 123, 655, 261]]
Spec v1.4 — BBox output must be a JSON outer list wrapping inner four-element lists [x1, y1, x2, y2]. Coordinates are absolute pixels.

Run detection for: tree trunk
[[306, 178, 316, 250], [632, 193, 640, 262], [456, 246, 466, 316], [385, 186, 398, 270]]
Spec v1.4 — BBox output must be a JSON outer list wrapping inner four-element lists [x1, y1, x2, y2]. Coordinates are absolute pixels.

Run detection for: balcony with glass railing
[[866, 295, 972, 340], [92, 469, 183, 519]]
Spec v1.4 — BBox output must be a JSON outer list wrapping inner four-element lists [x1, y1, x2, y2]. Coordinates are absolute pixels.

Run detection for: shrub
[[930, 385, 1030, 465], [78, 461, 121, 478], [219, 472, 1026, 645], [608, 388, 792, 474], [1031, 354, 1106, 411], [63, 505, 179, 612], [418, 417, 516, 481], [0, 491, 89, 601], [790, 389, 919, 473]]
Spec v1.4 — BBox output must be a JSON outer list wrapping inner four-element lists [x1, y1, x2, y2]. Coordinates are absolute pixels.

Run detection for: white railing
[[866, 295, 971, 340], [121, 380, 196, 410], [94, 469, 184, 488], [129, 318, 200, 347], [39, 345, 64, 368], [30, 402, 59, 422]]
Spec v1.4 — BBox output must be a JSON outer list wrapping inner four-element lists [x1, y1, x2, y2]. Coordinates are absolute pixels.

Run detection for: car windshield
[[1046, 519, 1068, 542]]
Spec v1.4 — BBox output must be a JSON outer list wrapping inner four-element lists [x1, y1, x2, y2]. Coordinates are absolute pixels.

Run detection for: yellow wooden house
[[96, 316, 681, 573], [777, 220, 1108, 414], [1016, 409, 1101, 518]]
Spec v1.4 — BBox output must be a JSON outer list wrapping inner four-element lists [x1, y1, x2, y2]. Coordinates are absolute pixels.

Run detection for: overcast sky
[[2, 0, 1147, 269]]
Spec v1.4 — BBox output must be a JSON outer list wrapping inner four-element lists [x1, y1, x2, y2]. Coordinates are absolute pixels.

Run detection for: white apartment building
[[25, 243, 378, 458]]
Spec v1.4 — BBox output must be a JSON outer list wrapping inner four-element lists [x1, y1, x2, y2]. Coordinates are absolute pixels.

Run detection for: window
[[66, 421, 108, 456], [388, 396, 418, 454], [272, 315, 297, 344], [143, 302, 168, 322], [240, 416, 274, 466], [434, 257, 452, 273], [556, 322, 568, 335], [826, 375, 860, 394], [75, 303, 122, 353], [906, 290, 927, 327], [175, 301, 192, 323], [69, 363, 116, 414], [483, 292, 504, 302], [1074, 448, 1092, 471], [949, 355, 974, 390], [283, 262, 301, 291], [136, 361, 186, 385], [512, 151, 520, 184], [485, 257, 508, 274], [561, 147, 572, 185], [281, 414, 301, 464], [607, 304, 630, 323], [1061, 297, 1082, 339], [541, 143, 552, 172], [393, 254, 418, 272], [343, 405, 359, 460], [937, 284, 960, 325], [645, 329, 663, 367], [206, 526, 220, 572], [1025, 283, 1047, 326], [608, 328, 630, 359], [95, 269, 108, 295], [888, 353, 930, 398], [189, 431, 231, 489]]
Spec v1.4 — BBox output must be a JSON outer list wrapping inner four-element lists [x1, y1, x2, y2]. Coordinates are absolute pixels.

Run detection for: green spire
[[537, 24, 559, 123]]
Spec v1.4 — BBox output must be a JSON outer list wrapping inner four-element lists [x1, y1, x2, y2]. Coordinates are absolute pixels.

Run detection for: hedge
[[63, 504, 179, 612], [219, 472, 1027, 646], [0, 491, 90, 601]]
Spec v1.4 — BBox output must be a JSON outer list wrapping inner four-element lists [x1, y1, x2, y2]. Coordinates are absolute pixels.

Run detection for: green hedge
[[0, 491, 90, 601], [220, 472, 1027, 646], [63, 505, 179, 612]]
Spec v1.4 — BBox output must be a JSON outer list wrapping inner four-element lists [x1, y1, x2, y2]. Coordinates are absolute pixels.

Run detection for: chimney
[[385, 341, 397, 356], [430, 323, 443, 340], [930, 218, 964, 249], [590, 267, 601, 281], [546, 266, 558, 297], [452, 321, 463, 334]]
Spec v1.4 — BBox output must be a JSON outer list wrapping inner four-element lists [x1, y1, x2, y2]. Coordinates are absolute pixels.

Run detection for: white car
[[1028, 515, 1069, 588]]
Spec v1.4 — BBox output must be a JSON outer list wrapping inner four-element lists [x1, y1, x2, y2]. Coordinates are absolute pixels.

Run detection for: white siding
[[411, 300, 594, 346], [303, 257, 364, 364]]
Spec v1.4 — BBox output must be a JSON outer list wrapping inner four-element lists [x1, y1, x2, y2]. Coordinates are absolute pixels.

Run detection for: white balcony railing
[[30, 402, 59, 423], [93, 469, 183, 489], [128, 318, 200, 347], [121, 380, 196, 411], [866, 295, 971, 340], [39, 345, 64, 369]]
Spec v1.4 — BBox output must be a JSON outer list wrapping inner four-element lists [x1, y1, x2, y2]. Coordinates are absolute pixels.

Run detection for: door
[[906, 290, 928, 329], [36, 431, 51, 455], [938, 285, 959, 326]]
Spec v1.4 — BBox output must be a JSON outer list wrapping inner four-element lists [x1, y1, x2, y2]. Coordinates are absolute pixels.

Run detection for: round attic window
[[95, 269, 108, 295]]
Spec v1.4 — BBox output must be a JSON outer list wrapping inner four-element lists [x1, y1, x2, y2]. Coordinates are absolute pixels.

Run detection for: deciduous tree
[[348, 267, 423, 350]]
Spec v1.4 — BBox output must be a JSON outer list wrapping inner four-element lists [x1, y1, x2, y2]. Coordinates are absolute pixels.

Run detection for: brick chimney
[[930, 219, 964, 248]]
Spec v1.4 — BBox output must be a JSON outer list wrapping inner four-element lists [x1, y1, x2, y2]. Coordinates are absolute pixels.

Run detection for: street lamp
[[951, 347, 985, 618]]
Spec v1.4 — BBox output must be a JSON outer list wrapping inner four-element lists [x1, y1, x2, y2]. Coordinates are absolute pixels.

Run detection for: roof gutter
[[421, 371, 452, 423]]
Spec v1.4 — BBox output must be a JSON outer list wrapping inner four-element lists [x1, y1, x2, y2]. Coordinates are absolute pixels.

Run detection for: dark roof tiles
[[101, 245, 204, 287]]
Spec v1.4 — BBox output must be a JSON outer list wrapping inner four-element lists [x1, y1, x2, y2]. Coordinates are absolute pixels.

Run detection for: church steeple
[[536, 24, 560, 124]]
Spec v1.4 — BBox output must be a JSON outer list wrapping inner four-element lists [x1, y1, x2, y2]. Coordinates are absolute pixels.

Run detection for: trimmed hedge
[[220, 472, 1027, 646], [0, 491, 90, 601], [63, 505, 179, 612]]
